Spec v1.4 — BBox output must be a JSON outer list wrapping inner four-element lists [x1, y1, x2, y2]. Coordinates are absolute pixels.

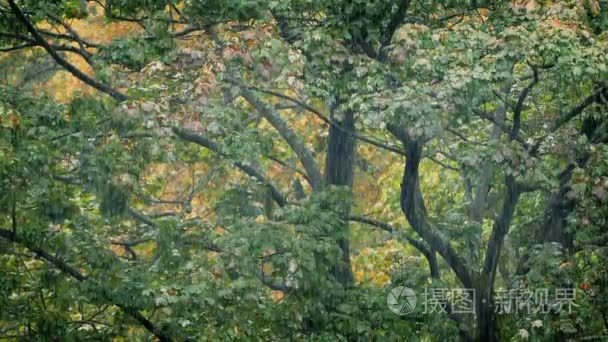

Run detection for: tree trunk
[[476, 284, 498, 342], [325, 110, 355, 285], [535, 111, 604, 249]]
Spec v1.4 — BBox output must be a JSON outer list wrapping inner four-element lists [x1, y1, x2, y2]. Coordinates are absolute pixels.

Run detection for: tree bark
[[325, 110, 356, 285], [476, 182, 519, 342], [476, 285, 498, 342], [388, 126, 473, 289]]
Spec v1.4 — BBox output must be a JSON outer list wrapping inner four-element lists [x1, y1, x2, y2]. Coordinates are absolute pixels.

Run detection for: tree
[[1, 0, 607, 340]]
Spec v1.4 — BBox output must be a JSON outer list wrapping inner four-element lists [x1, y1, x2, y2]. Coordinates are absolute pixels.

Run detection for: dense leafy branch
[[173, 127, 287, 206], [45, 11, 94, 64], [529, 83, 608, 155], [2, 1, 608, 340], [0, 228, 171, 342], [0, 31, 95, 61], [348, 215, 439, 279], [6, 0, 127, 101], [239, 87, 323, 190], [550, 83, 608, 133], [37, 28, 100, 48], [378, 0, 411, 62], [233, 81, 416, 157], [264, 154, 309, 181]]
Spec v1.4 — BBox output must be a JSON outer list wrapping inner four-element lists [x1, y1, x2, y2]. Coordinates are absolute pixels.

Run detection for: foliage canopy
[[1, 0, 608, 340]]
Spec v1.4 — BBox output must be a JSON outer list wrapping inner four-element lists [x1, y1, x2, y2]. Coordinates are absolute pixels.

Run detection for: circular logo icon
[[387, 286, 417, 315]]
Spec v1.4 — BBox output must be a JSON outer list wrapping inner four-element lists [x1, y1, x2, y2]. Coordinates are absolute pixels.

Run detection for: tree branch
[[264, 154, 309, 181], [348, 215, 439, 278], [550, 83, 608, 133], [255, 269, 292, 292], [378, 0, 411, 61], [7, 0, 127, 101], [446, 127, 487, 146], [45, 12, 94, 65], [0, 31, 95, 61], [173, 127, 287, 206], [110, 238, 152, 260], [529, 83, 608, 155], [239, 88, 323, 191], [37, 28, 99, 48], [582, 232, 608, 247], [481, 176, 520, 284], [511, 66, 538, 141], [128, 207, 157, 227], [470, 82, 512, 223], [0, 42, 34, 52], [387, 124, 472, 288], [227, 77, 409, 157], [0, 228, 171, 341], [426, 155, 459, 172]]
